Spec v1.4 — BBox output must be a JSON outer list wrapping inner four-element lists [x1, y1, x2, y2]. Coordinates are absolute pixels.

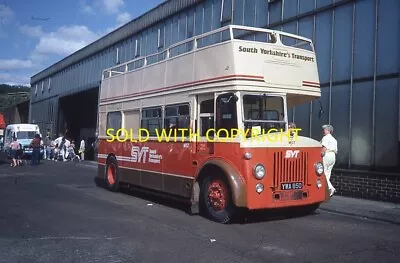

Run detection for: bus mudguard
[[195, 158, 247, 208]]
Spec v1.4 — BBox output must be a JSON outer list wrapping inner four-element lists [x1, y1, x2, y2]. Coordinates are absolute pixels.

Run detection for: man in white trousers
[[321, 124, 338, 197], [79, 138, 85, 161]]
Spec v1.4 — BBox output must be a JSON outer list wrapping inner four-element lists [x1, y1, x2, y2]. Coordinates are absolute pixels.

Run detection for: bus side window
[[164, 103, 190, 137], [141, 107, 162, 136], [216, 93, 238, 137], [106, 111, 122, 133], [199, 99, 214, 137]]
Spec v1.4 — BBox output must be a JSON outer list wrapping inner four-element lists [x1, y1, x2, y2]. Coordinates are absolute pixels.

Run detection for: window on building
[[158, 26, 164, 49], [135, 38, 141, 58], [141, 107, 162, 136], [221, 0, 233, 25]]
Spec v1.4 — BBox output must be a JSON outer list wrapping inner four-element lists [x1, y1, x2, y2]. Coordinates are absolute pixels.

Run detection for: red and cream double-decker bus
[[96, 25, 327, 224]]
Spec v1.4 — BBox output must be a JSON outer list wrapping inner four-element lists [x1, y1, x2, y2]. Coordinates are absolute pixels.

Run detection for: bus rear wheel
[[105, 156, 119, 192], [201, 174, 236, 224]]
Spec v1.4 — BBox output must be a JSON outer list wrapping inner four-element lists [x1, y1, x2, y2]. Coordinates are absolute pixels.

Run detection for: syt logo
[[285, 150, 300, 158], [130, 146, 162, 164], [131, 146, 149, 163]]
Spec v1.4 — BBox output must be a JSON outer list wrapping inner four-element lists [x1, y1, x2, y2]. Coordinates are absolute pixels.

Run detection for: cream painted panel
[[98, 112, 107, 137], [99, 105, 107, 113], [99, 79, 109, 100], [124, 70, 143, 96], [108, 75, 125, 99], [142, 62, 167, 92], [140, 96, 164, 108], [165, 53, 194, 88], [122, 100, 140, 110], [194, 42, 236, 81], [163, 92, 190, 105]]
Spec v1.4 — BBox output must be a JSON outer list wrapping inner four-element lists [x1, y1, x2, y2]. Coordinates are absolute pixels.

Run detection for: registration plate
[[280, 182, 303, 190]]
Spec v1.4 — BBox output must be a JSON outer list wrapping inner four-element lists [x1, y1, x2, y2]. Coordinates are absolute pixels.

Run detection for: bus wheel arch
[[105, 154, 120, 192], [194, 160, 247, 224]]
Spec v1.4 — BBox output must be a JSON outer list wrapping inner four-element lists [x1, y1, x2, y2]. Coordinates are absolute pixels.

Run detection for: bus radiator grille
[[273, 151, 308, 187]]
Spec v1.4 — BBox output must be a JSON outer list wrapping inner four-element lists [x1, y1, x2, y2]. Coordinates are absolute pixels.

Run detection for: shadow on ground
[[93, 177, 320, 225]]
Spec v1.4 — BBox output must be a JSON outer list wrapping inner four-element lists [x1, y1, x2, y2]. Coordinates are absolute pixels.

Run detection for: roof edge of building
[[30, 0, 204, 85]]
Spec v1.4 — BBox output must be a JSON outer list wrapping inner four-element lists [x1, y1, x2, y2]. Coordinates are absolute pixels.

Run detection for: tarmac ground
[[0, 160, 399, 263]]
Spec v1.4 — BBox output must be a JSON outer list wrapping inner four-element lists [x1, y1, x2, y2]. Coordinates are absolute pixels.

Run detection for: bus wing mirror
[[217, 94, 238, 104], [231, 94, 238, 103]]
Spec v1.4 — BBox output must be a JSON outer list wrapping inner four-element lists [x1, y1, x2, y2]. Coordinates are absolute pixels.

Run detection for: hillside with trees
[[0, 84, 30, 93], [0, 84, 31, 112]]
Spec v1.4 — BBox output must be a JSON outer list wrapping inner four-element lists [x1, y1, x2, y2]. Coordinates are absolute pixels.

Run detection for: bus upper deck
[[100, 25, 320, 106]]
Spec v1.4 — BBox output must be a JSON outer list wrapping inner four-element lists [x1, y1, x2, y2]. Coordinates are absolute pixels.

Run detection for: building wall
[[275, 0, 400, 172], [331, 170, 400, 203], [29, 97, 58, 139], [30, 0, 399, 171]]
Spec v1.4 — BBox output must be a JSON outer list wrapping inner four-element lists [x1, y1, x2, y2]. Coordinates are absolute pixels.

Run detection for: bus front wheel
[[200, 174, 236, 224], [105, 156, 120, 192]]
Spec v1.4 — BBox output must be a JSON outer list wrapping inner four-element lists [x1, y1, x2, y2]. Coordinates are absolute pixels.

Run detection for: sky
[[0, 0, 164, 86]]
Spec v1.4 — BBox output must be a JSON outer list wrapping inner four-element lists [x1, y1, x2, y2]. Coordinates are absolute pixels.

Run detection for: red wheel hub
[[107, 163, 116, 185], [208, 180, 227, 211]]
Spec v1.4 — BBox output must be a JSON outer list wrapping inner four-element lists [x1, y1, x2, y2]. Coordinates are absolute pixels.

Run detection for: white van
[[3, 124, 44, 159]]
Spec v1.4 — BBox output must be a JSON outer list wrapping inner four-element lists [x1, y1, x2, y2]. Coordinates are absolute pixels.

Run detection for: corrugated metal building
[[30, 0, 399, 171]]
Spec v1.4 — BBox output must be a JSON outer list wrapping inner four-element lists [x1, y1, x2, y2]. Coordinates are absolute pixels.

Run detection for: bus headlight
[[244, 152, 252, 160], [317, 179, 322, 188], [256, 183, 264, 193], [254, 164, 265, 180], [315, 162, 323, 176]]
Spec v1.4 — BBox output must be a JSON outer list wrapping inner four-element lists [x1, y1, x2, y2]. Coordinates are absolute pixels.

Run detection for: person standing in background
[[16, 141, 23, 166], [43, 135, 51, 160], [29, 134, 41, 165], [9, 137, 20, 167], [320, 124, 338, 197], [79, 138, 85, 161], [58, 137, 66, 162]]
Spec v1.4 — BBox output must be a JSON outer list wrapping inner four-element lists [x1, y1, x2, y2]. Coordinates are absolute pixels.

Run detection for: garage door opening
[[58, 87, 98, 160]]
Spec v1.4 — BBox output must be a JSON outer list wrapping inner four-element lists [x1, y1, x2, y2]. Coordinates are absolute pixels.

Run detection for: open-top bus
[[96, 25, 328, 224]]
